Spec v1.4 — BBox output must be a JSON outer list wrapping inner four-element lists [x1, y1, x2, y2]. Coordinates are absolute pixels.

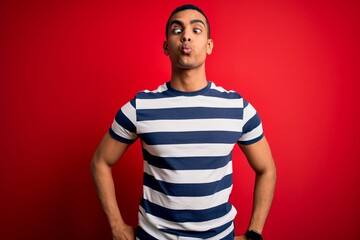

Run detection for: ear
[[163, 40, 169, 55], [206, 39, 214, 55]]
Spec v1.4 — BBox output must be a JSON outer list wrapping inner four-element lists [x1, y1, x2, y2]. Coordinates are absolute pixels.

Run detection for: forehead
[[169, 9, 207, 25]]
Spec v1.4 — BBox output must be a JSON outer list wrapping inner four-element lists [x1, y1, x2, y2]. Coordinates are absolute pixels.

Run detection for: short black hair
[[165, 4, 210, 39]]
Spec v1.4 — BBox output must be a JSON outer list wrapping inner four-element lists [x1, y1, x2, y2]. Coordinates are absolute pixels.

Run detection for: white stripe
[[143, 83, 168, 93], [139, 205, 237, 233], [111, 120, 137, 140], [137, 96, 243, 109], [121, 101, 136, 126], [143, 185, 233, 210], [142, 142, 234, 158], [243, 102, 257, 121], [137, 119, 243, 134], [209, 82, 236, 93], [144, 160, 233, 184], [138, 214, 173, 239], [206, 222, 235, 240]]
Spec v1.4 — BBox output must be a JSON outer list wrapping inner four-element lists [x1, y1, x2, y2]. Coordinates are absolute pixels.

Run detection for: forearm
[[91, 159, 126, 230], [248, 167, 276, 233]]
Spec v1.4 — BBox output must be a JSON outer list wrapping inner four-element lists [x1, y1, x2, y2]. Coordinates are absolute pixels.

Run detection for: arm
[[90, 132, 135, 240], [238, 136, 276, 237]]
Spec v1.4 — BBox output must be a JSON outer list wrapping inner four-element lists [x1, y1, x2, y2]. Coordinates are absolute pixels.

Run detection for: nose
[[181, 28, 192, 42], [181, 36, 191, 42]]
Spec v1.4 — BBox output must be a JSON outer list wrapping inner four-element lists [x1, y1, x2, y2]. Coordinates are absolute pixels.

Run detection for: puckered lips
[[180, 44, 192, 55]]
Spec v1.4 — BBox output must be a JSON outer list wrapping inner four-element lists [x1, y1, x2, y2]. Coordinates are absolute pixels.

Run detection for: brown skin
[[239, 137, 276, 236], [91, 9, 276, 240], [91, 133, 134, 240]]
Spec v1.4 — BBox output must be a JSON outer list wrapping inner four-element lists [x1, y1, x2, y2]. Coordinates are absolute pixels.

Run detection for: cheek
[[168, 42, 179, 53]]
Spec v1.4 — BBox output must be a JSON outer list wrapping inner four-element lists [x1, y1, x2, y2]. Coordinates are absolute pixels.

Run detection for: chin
[[177, 65, 198, 70], [176, 60, 200, 69]]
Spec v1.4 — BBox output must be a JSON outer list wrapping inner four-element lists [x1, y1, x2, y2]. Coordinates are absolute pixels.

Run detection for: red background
[[1, 0, 359, 239]]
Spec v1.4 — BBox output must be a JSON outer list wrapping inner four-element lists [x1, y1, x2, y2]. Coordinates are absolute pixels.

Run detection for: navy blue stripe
[[238, 133, 264, 145], [137, 107, 243, 121], [243, 112, 261, 134], [165, 81, 212, 96], [136, 226, 158, 240], [139, 131, 241, 145], [114, 109, 136, 133], [208, 88, 242, 99], [143, 149, 232, 170], [141, 198, 232, 223], [136, 82, 243, 100], [243, 98, 249, 108], [138, 90, 241, 99], [137, 92, 175, 99], [143, 173, 232, 197], [109, 128, 136, 144], [161, 220, 234, 238], [129, 98, 136, 108], [137, 90, 175, 99]]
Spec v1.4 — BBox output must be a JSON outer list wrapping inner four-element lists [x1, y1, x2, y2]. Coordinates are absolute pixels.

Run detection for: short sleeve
[[237, 100, 264, 145], [109, 98, 137, 144]]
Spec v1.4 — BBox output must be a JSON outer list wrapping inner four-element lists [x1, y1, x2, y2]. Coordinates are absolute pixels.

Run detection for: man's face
[[163, 9, 213, 70]]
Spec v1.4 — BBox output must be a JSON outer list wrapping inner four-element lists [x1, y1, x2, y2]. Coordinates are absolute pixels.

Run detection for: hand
[[112, 224, 136, 240], [234, 236, 247, 240]]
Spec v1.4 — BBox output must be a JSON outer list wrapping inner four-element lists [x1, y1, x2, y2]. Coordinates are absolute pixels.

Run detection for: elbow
[[256, 162, 276, 181], [267, 162, 276, 179], [90, 156, 97, 177], [271, 165, 277, 182], [267, 164, 277, 185], [90, 153, 103, 177], [90, 153, 112, 177]]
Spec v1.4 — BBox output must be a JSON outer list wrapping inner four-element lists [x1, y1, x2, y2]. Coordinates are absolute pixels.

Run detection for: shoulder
[[207, 82, 258, 112], [127, 83, 170, 110], [136, 82, 169, 99], [208, 82, 243, 99]]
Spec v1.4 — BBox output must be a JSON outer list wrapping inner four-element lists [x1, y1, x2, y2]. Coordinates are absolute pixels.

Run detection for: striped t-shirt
[[109, 81, 264, 239]]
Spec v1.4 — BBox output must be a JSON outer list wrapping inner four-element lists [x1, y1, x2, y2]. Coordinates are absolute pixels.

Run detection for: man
[[91, 4, 276, 240]]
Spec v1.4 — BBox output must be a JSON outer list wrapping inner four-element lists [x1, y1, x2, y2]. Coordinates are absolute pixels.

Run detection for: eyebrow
[[169, 19, 206, 28]]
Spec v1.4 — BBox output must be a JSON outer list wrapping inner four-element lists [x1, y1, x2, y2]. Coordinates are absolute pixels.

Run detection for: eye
[[173, 28, 182, 34], [194, 28, 202, 34]]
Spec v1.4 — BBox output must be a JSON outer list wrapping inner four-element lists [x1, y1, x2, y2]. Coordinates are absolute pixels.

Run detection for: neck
[[170, 65, 208, 92]]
